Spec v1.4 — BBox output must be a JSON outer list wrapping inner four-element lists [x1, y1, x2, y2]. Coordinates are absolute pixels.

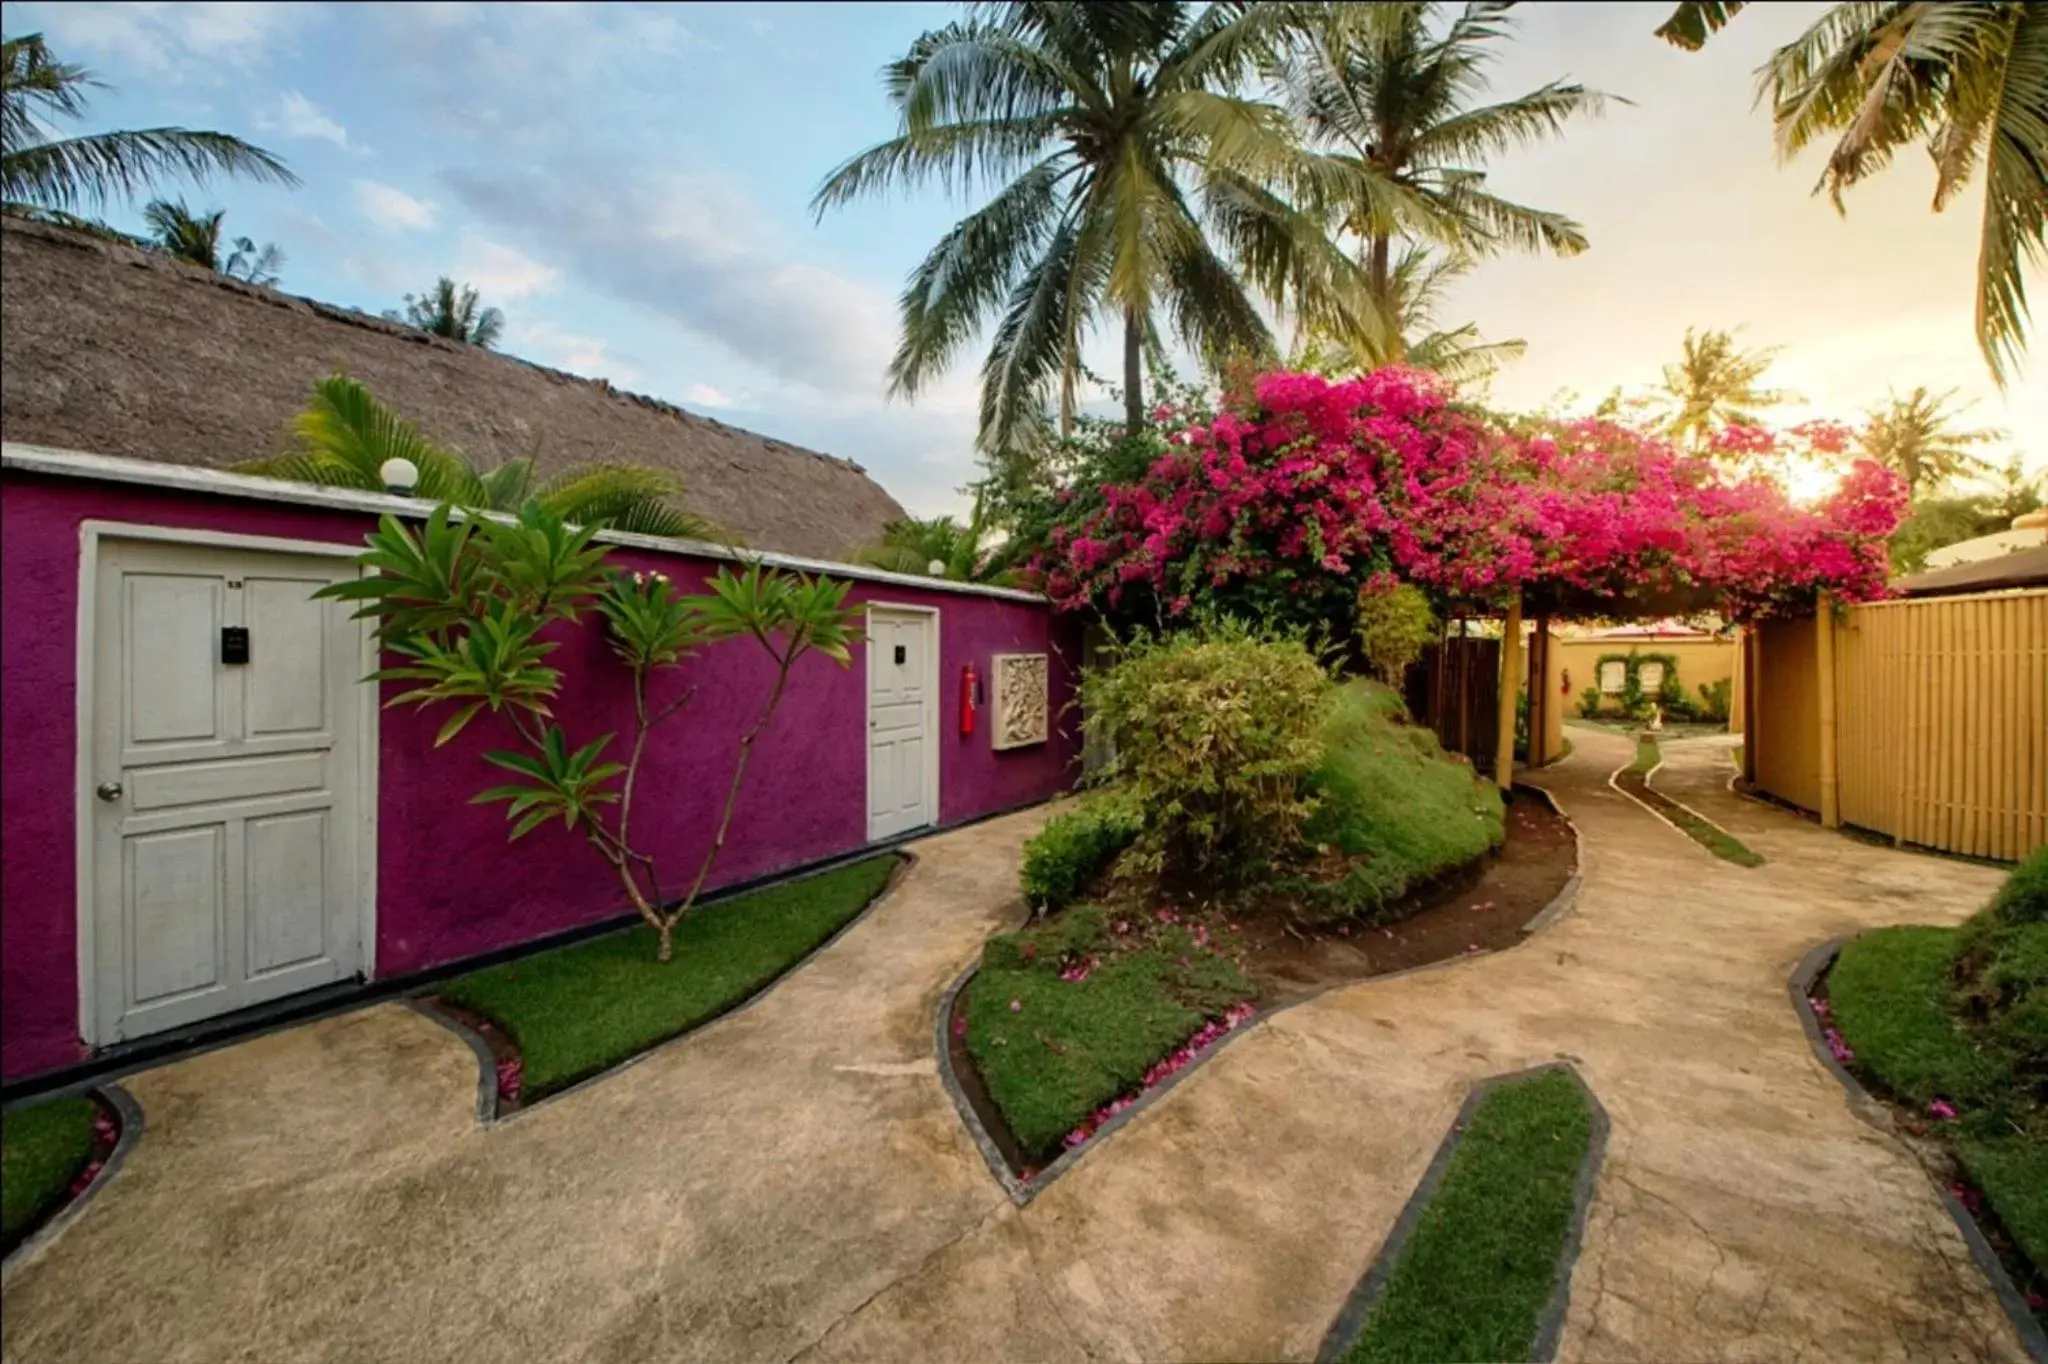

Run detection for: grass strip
[[1829, 927, 2046, 1273], [1340, 1069, 1592, 1364], [439, 855, 899, 1099], [966, 905, 1256, 1159], [1627, 736, 1764, 868], [2, 1096, 96, 1238]]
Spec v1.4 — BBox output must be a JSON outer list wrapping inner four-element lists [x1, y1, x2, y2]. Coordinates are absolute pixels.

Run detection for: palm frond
[[1655, 1, 1749, 52], [2, 127, 295, 214], [1975, 1, 2046, 386], [887, 156, 1070, 396]]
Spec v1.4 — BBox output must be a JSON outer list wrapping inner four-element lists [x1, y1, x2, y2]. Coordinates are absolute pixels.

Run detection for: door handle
[[96, 781, 123, 802]]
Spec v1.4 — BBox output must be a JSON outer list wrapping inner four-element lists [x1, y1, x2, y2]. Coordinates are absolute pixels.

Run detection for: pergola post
[[1494, 595, 1523, 788], [1816, 593, 1840, 827], [1528, 613, 1552, 766]]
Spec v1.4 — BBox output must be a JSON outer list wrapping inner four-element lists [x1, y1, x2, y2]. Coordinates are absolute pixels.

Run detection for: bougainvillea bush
[[1037, 368, 1903, 630]]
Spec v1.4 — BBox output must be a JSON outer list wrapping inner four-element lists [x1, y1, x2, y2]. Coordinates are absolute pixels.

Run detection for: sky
[[6, 0, 2042, 517]]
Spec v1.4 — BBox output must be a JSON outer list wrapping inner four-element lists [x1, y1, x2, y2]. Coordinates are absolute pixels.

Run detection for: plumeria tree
[[1036, 367, 1903, 630], [315, 502, 861, 962]]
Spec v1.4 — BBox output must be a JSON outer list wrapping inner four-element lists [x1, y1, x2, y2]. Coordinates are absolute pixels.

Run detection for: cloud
[[353, 180, 436, 232], [683, 384, 734, 409], [446, 166, 896, 394], [261, 91, 348, 147], [368, 3, 692, 141], [507, 318, 639, 386], [28, 1, 313, 73], [455, 232, 559, 302], [279, 209, 410, 295]]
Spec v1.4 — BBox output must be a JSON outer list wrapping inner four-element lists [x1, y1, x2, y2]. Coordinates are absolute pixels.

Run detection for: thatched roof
[[0, 216, 907, 560]]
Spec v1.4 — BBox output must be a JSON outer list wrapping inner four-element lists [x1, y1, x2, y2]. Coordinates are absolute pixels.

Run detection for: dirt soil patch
[[1232, 789, 1574, 998]]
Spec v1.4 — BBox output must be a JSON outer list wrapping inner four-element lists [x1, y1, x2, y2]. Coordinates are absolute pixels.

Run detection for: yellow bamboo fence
[[1749, 589, 2048, 862]]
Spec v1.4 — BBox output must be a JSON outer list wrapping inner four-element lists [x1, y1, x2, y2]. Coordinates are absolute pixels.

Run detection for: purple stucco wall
[[1, 471, 1079, 1080]]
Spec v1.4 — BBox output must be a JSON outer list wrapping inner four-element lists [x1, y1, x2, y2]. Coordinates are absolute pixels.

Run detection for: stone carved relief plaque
[[991, 653, 1049, 750], [1598, 660, 1627, 695]]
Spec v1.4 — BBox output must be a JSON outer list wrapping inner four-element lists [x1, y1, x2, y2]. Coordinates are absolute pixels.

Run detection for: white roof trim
[[2, 442, 1050, 605]]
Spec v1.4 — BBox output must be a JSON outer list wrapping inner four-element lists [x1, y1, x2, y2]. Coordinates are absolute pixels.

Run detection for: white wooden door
[[866, 608, 936, 842], [89, 539, 367, 1042]]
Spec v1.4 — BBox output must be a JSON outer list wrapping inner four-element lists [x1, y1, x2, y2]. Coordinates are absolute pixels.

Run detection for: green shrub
[[1578, 686, 1603, 718], [1695, 678, 1733, 723], [1081, 622, 1330, 881], [1020, 796, 1142, 911], [1355, 581, 1436, 685], [1955, 844, 2048, 1073], [1293, 680, 1505, 923]]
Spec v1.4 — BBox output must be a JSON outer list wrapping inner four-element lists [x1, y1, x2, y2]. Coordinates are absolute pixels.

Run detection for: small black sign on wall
[[221, 626, 251, 665], [894, 644, 907, 665]]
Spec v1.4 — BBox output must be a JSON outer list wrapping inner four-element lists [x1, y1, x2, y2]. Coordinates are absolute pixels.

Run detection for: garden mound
[[1803, 846, 2048, 1334], [952, 683, 1576, 1180]]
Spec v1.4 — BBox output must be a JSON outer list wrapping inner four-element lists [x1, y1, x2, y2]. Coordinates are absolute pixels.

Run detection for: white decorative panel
[[1637, 660, 1666, 692], [991, 653, 1049, 751], [1597, 660, 1627, 695]]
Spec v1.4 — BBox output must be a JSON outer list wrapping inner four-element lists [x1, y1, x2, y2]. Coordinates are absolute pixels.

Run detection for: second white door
[[866, 607, 936, 841]]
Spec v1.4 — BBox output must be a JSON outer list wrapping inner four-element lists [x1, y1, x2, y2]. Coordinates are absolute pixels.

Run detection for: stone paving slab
[[2, 733, 2026, 1363]]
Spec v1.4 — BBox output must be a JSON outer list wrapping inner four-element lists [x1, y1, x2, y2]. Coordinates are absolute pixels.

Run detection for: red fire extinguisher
[[961, 662, 981, 736]]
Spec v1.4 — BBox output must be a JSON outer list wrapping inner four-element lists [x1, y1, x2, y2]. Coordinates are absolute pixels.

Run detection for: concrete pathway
[[2, 732, 2026, 1363]]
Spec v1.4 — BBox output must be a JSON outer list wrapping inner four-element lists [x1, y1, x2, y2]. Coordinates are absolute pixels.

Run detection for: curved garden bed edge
[[412, 850, 916, 1127], [937, 783, 1584, 1206], [1, 1084, 143, 1280], [1789, 938, 2048, 1364], [1313, 1062, 1610, 1364]]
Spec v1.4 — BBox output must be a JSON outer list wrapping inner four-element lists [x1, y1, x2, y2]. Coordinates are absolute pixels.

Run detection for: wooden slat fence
[[1755, 589, 2047, 862]]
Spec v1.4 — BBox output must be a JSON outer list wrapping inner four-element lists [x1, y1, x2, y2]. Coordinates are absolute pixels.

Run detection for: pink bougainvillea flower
[[1949, 1182, 1983, 1213], [1154, 907, 1178, 924], [1020, 943, 1037, 959], [1113, 920, 1131, 935], [495, 1057, 524, 1102], [68, 1160, 104, 1196], [1009, 998, 1023, 1013], [952, 1014, 968, 1039], [1823, 1028, 1855, 1064], [1809, 996, 1831, 1018], [1928, 1098, 1958, 1121]]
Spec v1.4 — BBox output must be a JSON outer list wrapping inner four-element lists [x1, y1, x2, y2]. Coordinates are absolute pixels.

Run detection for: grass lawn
[[1628, 737, 1764, 868], [2, 1096, 97, 1239], [1829, 926, 2047, 1274], [1293, 681, 1504, 922], [1340, 1068, 1592, 1364], [438, 855, 899, 1099], [966, 905, 1256, 1159]]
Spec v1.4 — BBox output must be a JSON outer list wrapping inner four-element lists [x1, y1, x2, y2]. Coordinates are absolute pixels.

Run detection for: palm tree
[[141, 197, 283, 285], [852, 491, 1021, 584], [236, 375, 726, 540], [813, 2, 1370, 449], [1654, 326, 1796, 451], [1858, 386, 2004, 500], [2, 32, 295, 216], [390, 277, 504, 349], [1294, 244, 1525, 383], [1655, 2, 2046, 388], [1279, 2, 1612, 327]]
